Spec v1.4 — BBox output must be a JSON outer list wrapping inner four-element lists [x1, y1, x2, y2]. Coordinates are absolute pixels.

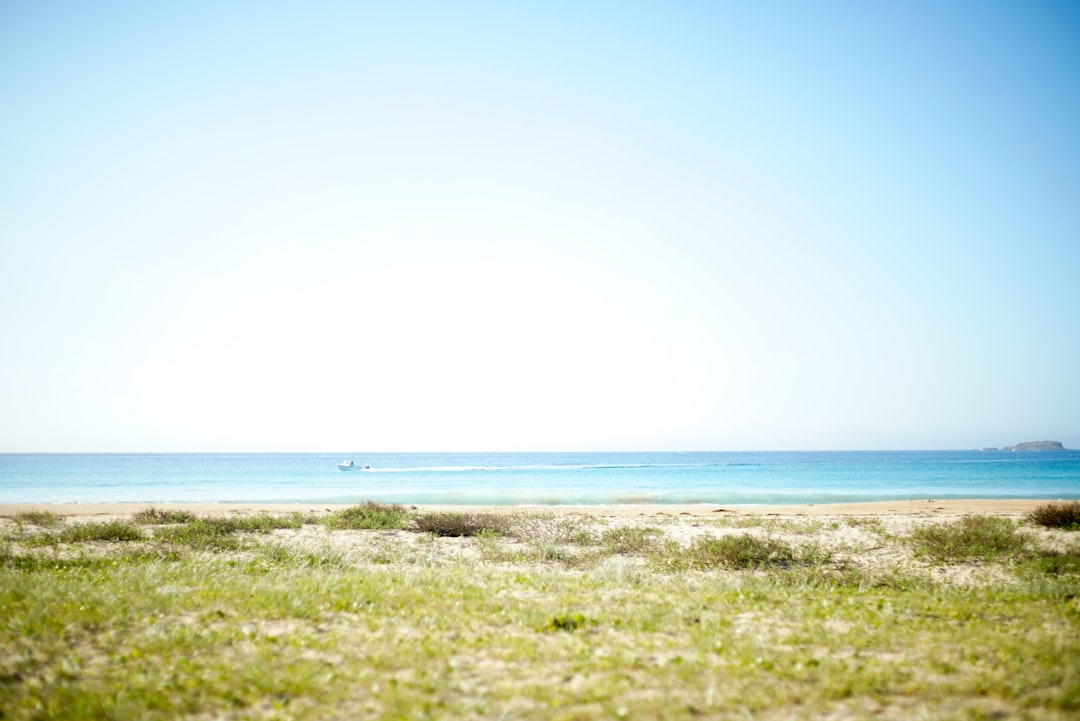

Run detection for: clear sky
[[2, 1, 1078, 452]]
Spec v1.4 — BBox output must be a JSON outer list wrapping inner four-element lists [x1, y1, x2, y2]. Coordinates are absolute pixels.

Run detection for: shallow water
[[2, 450, 1079, 505]]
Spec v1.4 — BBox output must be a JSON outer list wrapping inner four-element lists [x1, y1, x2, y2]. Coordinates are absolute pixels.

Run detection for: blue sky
[[2, 1, 1078, 452]]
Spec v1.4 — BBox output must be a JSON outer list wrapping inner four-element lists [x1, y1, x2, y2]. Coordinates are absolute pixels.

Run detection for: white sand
[[0, 498, 1056, 519]]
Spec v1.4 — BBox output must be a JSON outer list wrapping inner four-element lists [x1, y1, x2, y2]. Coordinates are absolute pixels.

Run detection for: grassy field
[[2, 505, 1079, 720]]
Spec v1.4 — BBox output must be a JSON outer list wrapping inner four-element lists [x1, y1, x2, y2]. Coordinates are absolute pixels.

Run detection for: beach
[[0, 498, 1055, 519], [3, 497, 1078, 719]]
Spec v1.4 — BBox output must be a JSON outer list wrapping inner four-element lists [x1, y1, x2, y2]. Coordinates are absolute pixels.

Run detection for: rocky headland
[[1000, 440, 1066, 451]]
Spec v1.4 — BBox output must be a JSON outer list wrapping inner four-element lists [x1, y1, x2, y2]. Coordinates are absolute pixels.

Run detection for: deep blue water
[[2, 450, 1078, 505]]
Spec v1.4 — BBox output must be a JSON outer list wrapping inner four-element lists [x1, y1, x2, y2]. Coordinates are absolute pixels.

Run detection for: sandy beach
[[4, 496, 1077, 718], [0, 498, 1055, 519]]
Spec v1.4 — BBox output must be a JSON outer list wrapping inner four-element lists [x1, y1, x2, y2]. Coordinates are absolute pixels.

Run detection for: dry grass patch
[[1029, 501, 1080, 530], [413, 511, 512, 537]]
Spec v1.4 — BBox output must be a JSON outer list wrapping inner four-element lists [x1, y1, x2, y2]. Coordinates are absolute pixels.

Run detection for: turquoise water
[[2, 450, 1079, 505]]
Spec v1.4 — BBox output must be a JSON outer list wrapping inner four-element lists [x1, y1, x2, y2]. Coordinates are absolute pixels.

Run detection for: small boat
[[338, 460, 356, 470]]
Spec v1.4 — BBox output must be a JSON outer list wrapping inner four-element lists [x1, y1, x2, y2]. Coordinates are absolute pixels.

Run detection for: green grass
[[321, 502, 412, 530], [56, 520, 146, 543], [653, 533, 827, 571], [133, 506, 198, 524], [11, 510, 64, 529], [907, 515, 1031, 562], [153, 519, 246, 551], [600, 525, 662, 554], [1, 511, 1078, 720], [148, 513, 306, 551]]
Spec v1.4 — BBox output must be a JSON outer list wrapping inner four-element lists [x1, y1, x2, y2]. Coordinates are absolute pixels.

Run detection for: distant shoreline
[[0, 499, 1059, 519]]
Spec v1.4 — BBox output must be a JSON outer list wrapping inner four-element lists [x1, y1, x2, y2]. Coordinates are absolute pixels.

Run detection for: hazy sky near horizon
[[2, 1, 1078, 452]]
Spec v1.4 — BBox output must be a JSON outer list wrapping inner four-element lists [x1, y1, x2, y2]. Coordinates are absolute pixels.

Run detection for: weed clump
[[414, 512, 511, 537], [133, 507, 198, 525], [322, 502, 412, 530], [1028, 501, 1080, 530], [908, 515, 1029, 562]]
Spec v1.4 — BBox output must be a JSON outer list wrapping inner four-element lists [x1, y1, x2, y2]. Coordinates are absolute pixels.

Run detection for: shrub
[[58, 520, 145, 543], [1028, 501, 1080, 530], [322, 502, 412, 530], [907, 515, 1029, 562], [413, 512, 511, 537], [133, 507, 198, 525]]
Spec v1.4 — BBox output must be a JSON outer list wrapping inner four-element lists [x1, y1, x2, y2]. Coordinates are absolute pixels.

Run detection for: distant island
[[995, 441, 1067, 451]]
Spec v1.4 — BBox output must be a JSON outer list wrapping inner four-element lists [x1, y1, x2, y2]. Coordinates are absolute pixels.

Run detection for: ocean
[[2, 450, 1079, 506]]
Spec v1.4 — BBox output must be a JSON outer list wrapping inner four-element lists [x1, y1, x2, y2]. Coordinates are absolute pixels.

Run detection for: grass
[[652, 533, 826, 571], [54, 520, 147, 543], [320, 502, 412, 530], [600, 525, 662, 554], [1, 509, 1078, 720], [907, 515, 1031, 562], [133, 506, 198, 524], [12, 510, 64, 529], [153, 519, 246, 551]]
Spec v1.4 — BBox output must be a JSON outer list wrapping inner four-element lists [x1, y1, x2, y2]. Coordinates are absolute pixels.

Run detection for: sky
[[2, 0, 1078, 453]]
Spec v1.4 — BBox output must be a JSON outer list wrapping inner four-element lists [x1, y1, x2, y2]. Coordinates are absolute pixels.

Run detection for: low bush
[[322, 502, 412, 530], [1028, 501, 1080, 530], [133, 507, 198, 525], [414, 512, 511, 537], [907, 515, 1029, 562]]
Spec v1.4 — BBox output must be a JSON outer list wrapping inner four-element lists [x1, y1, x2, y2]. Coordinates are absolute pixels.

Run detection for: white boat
[[338, 460, 355, 470]]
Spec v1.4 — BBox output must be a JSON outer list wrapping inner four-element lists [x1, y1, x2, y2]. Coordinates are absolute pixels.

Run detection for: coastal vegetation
[[1029, 500, 1080, 530], [1, 504, 1078, 719]]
